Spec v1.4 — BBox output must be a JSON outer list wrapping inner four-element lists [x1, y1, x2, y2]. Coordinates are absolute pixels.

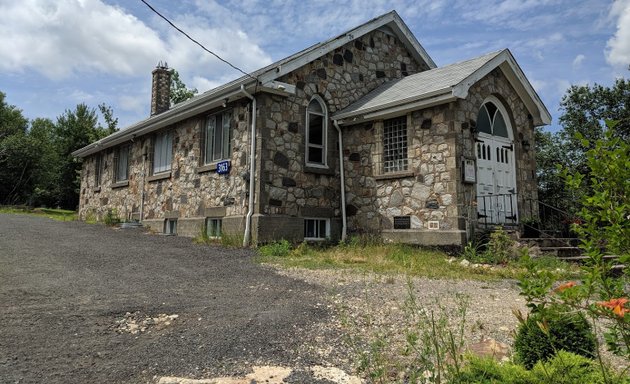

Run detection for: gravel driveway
[[0, 214, 343, 383]]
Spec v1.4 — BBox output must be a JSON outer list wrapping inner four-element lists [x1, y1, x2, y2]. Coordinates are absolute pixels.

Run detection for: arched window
[[306, 96, 327, 166], [476, 101, 509, 138]]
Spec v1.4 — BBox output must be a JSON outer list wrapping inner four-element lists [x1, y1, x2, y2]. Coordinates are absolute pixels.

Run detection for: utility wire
[[140, 0, 258, 83]]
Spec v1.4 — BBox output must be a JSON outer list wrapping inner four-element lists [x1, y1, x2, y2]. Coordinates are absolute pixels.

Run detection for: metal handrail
[[476, 193, 517, 229], [522, 197, 578, 239]]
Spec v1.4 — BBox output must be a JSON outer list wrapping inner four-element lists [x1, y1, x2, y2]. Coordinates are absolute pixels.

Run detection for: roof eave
[[336, 92, 457, 125], [333, 87, 452, 121], [72, 80, 258, 158], [452, 50, 551, 126], [258, 11, 435, 84]]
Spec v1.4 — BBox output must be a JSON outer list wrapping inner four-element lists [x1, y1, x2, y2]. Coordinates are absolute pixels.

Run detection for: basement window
[[164, 219, 177, 235], [304, 218, 329, 240], [206, 218, 222, 239]]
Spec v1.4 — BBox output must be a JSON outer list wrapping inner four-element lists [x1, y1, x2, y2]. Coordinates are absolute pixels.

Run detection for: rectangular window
[[94, 153, 103, 186], [383, 116, 408, 173], [206, 218, 222, 238], [203, 111, 231, 164], [304, 218, 329, 240], [153, 131, 173, 174], [164, 219, 177, 235], [114, 144, 130, 182]]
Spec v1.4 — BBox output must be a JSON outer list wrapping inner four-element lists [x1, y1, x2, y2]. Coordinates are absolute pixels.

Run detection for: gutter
[[239, 85, 257, 247], [333, 120, 347, 241], [71, 82, 257, 158]]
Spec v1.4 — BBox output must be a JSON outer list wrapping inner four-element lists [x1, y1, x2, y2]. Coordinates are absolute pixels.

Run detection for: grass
[[258, 241, 541, 280], [0, 206, 77, 221], [257, 236, 583, 281]]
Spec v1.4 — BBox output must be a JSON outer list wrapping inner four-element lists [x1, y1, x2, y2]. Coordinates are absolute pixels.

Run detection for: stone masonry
[[77, 26, 538, 246]]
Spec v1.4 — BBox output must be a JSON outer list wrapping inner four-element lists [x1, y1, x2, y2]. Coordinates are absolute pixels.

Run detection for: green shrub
[[453, 352, 626, 384], [514, 306, 596, 369], [531, 350, 626, 384], [485, 227, 515, 264], [103, 209, 120, 226], [451, 355, 534, 384], [258, 239, 291, 257]]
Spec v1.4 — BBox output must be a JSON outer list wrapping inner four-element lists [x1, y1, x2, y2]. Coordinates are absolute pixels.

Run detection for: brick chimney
[[151, 61, 171, 116]]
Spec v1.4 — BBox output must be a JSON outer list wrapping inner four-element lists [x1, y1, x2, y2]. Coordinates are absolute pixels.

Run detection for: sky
[[0, 0, 628, 133]]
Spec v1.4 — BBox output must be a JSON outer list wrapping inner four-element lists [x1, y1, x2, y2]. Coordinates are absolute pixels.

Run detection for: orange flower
[[597, 298, 629, 318], [554, 281, 577, 293]]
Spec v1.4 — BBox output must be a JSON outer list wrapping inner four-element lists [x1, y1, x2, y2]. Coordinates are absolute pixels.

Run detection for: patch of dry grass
[[257, 242, 521, 280]]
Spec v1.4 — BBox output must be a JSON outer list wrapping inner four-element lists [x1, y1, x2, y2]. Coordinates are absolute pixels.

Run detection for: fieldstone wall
[[341, 69, 538, 243], [79, 101, 253, 237], [342, 104, 460, 236], [253, 29, 427, 241]]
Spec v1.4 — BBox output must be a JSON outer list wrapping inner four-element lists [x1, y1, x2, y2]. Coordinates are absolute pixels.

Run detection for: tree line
[[536, 78, 629, 214], [0, 93, 117, 209], [0, 69, 196, 210]]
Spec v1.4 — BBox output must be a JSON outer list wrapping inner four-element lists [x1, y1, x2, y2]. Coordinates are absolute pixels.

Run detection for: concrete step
[[520, 237, 579, 248], [539, 246, 582, 257]]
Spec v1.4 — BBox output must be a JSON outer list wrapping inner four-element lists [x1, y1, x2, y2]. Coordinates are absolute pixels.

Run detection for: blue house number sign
[[216, 161, 230, 175]]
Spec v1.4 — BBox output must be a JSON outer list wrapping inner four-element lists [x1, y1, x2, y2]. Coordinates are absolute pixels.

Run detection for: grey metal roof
[[72, 10, 436, 158], [333, 50, 504, 120]]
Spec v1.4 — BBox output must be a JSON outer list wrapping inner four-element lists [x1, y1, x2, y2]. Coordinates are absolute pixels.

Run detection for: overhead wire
[[140, 0, 259, 84]]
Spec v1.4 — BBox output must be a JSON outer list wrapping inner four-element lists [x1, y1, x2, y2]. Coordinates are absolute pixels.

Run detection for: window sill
[[111, 180, 129, 189], [147, 172, 171, 182], [304, 165, 334, 176], [374, 170, 415, 181], [92, 186, 101, 193], [197, 160, 229, 174]]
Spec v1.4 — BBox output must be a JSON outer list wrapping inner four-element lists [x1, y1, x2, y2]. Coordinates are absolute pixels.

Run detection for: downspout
[[140, 149, 147, 222], [333, 120, 347, 241], [240, 85, 256, 246]]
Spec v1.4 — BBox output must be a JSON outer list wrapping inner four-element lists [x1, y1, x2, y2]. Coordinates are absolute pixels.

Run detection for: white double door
[[476, 134, 517, 224]]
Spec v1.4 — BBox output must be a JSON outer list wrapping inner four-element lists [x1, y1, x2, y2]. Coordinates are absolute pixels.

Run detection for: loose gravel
[[0, 214, 345, 383], [2, 214, 625, 383]]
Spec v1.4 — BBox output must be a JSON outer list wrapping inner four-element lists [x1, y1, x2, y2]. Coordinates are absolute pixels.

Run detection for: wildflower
[[597, 298, 629, 318], [554, 281, 577, 293]]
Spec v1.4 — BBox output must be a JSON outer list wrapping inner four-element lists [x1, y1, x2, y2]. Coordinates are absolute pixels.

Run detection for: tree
[[169, 69, 197, 105], [98, 103, 118, 134], [55, 104, 112, 209], [0, 132, 41, 204], [0, 93, 35, 204], [536, 77, 629, 213], [29, 118, 61, 207], [0, 91, 28, 141]]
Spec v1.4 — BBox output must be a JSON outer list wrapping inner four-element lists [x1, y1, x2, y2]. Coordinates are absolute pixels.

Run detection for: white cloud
[[0, 0, 164, 79], [529, 78, 548, 92], [118, 94, 145, 114], [0, 0, 272, 83], [572, 54, 586, 70], [606, 0, 630, 68]]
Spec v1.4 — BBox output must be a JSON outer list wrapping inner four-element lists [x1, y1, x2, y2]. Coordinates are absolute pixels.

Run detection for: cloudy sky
[[1, 0, 628, 132]]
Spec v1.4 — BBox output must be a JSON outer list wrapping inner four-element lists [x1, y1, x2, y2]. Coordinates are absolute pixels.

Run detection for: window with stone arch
[[305, 95, 328, 167], [475, 97, 514, 165], [476, 100, 509, 138]]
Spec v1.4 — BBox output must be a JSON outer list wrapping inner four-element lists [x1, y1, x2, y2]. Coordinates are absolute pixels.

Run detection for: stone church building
[[73, 11, 550, 246]]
